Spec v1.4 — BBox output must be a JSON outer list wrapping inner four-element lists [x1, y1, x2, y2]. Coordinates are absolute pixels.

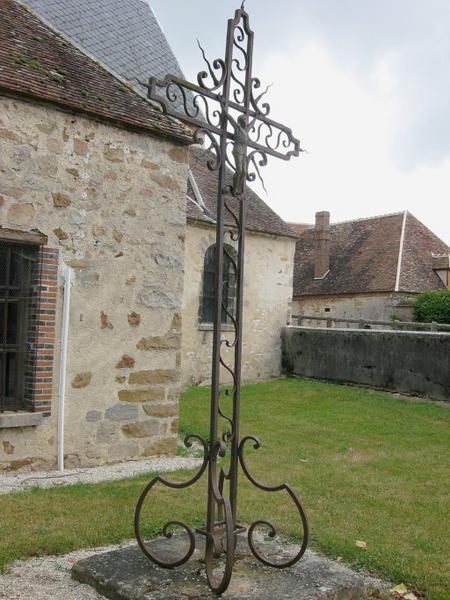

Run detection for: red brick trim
[[28, 247, 58, 417]]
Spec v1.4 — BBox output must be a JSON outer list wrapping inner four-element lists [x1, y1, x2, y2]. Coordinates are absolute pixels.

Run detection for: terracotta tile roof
[[293, 212, 449, 297], [400, 212, 450, 292], [22, 0, 292, 238], [287, 222, 313, 236], [0, 0, 192, 145], [24, 0, 185, 98], [18, 0, 296, 239], [187, 148, 298, 239]]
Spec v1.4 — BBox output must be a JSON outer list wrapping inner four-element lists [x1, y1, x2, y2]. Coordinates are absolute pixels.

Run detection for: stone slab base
[[72, 534, 375, 599]]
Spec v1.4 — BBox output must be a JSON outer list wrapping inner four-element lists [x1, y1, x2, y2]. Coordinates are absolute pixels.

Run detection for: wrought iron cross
[[135, 4, 308, 594]]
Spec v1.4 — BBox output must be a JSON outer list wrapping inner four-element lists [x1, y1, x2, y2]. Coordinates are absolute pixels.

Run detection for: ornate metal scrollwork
[[135, 4, 308, 594]]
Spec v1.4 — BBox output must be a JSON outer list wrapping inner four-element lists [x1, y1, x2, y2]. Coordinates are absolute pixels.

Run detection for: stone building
[[183, 150, 297, 386], [0, 0, 192, 471], [24, 0, 299, 386], [292, 211, 450, 323], [0, 1, 297, 471]]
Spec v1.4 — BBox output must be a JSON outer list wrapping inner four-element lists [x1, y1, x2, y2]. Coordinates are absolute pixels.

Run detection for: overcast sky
[[150, 0, 450, 243]]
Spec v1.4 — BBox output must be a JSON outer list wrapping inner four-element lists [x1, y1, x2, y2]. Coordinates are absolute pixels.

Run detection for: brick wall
[[34, 248, 58, 416], [23, 247, 58, 416]]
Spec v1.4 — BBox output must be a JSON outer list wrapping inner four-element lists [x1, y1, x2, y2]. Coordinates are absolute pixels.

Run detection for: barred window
[[200, 244, 237, 324], [0, 242, 41, 413]]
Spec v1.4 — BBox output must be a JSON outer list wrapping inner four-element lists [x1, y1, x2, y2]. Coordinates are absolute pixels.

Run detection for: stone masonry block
[[142, 403, 178, 418], [128, 370, 178, 385], [121, 419, 160, 439], [105, 403, 139, 422], [136, 335, 180, 351], [118, 388, 165, 403], [141, 436, 177, 456]]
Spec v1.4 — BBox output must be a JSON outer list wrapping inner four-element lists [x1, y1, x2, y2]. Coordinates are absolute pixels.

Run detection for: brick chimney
[[314, 211, 331, 279]]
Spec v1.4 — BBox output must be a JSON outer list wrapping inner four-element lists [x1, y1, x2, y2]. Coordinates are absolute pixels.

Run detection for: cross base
[[196, 522, 246, 557]]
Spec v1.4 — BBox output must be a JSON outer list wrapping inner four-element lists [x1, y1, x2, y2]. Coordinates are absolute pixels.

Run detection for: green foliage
[[412, 291, 450, 323]]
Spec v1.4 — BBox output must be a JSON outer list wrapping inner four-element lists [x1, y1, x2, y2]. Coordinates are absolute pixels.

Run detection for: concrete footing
[[72, 534, 384, 599]]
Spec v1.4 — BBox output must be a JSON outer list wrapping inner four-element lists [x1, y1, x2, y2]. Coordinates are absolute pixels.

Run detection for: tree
[[412, 291, 450, 324]]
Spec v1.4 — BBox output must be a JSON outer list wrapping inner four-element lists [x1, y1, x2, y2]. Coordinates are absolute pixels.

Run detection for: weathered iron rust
[[134, 4, 308, 593]]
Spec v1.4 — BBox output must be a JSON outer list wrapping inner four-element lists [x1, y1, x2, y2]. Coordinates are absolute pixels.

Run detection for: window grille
[[0, 242, 41, 412], [200, 244, 237, 324]]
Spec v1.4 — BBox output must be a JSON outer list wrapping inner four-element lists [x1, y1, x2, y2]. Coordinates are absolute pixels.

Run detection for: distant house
[[291, 211, 450, 323], [26, 0, 299, 387]]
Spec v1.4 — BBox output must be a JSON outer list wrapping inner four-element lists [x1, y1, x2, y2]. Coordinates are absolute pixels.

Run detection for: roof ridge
[[331, 211, 406, 227], [404, 211, 450, 250]]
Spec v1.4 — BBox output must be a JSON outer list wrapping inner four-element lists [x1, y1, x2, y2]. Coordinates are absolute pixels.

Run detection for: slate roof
[[23, 0, 295, 239], [0, 0, 192, 144], [24, 0, 185, 97], [293, 212, 449, 297], [187, 148, 298, 239]]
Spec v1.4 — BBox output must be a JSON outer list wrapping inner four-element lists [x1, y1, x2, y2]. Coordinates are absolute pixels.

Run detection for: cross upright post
[[134, 3, 308, 593]]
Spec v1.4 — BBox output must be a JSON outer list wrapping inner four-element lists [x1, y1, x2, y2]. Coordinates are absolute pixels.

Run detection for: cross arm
[[148, 75, 301, 161], [147, 75, 222, 136]]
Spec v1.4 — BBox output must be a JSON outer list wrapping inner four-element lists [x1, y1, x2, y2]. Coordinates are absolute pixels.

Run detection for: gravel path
[[0, 542, 133, 600], [0, 456, 202, 495]]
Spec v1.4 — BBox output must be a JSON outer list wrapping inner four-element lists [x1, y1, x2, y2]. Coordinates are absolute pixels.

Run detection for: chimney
[[314, 211, 331, 279]]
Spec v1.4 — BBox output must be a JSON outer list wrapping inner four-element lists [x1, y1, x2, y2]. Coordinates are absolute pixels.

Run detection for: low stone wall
[[282, 327, 450, 401]]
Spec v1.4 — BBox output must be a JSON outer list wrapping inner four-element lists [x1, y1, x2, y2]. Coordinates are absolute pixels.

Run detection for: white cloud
[[251, 43, 450, 243]]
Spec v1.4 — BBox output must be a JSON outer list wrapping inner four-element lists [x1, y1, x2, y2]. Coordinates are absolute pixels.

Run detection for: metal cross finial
[[135, 5, 308, 595]]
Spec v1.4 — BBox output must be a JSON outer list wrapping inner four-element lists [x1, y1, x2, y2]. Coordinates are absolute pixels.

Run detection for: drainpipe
[[57, 267, 72, 473]]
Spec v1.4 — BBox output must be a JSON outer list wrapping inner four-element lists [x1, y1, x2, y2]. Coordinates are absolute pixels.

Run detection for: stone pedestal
[[72, 534, 373, 599]]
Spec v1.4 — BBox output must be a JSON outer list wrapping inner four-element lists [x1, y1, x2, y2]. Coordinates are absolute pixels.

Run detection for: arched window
[[200, 244, 237, 324]]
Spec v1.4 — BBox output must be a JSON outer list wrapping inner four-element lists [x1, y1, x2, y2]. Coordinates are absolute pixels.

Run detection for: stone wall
[[292, 292, 416, 325], [0, 96, 189, 471], [282, 326, 450, 401], [182, 221, 296, 386]]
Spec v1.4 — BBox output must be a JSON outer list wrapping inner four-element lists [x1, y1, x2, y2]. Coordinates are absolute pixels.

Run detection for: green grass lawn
[[0, 378, 449, 599]]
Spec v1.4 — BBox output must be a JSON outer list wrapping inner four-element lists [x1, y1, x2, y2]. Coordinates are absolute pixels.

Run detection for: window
[[0, 242, 40, 412], [436, 270, 449, 288], [200, 244, 237, 324]]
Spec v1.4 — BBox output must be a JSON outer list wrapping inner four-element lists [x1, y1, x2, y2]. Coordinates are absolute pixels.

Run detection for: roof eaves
[[15, 0, 193, 145], [293, 289, 403, 299], [0, 82, 192, 146], [188, 169, 208, 213]]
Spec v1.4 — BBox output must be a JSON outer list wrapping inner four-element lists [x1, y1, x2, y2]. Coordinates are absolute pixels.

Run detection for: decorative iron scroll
[[135, 3, 308, 594]]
